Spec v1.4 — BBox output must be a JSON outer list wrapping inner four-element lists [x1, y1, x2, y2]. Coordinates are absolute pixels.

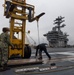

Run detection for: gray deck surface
[[0, 48, 74, 75]]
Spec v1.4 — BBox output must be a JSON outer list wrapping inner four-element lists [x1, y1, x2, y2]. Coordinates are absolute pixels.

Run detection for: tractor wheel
[[24, 45, 31, 58]]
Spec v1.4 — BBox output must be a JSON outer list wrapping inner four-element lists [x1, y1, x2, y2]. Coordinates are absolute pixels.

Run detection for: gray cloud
[[0, 0, 74, 45]]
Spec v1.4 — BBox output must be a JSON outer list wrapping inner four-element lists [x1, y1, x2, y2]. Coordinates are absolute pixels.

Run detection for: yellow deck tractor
[[3, 0, 45, 59]]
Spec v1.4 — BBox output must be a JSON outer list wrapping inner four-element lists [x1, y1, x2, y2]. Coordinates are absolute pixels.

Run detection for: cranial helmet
[[2, 27, 10, 32]]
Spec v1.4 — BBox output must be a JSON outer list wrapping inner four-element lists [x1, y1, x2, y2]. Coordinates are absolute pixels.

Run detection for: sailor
[[5, 0, 11, 14], [35, 43, 51, 60], [0, 27, 14, 69], [3, 0, 16, 18]]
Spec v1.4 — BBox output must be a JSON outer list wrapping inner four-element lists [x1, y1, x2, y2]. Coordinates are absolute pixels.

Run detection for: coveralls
[[0, 32, 13, 66], [35, 44, 51, 59]]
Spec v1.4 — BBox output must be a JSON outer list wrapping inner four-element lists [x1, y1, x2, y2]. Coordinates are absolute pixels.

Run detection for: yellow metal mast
[[3, 0, 45, 59]]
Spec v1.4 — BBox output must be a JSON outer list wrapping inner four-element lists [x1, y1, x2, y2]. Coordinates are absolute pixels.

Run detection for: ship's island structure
[[44, 16, 69, 48]]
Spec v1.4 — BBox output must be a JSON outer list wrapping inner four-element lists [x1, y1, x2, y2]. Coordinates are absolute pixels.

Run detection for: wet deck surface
[[8, 59, 43, 66], [0, 48, 74, 75]]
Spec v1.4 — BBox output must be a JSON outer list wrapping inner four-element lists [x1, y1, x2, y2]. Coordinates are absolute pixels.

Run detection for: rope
[[37, 21, 40, 44], [27, 34, 36, 45]]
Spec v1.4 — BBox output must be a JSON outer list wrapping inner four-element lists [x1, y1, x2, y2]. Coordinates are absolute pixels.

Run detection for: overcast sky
[[0, 0, 74, 45]]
